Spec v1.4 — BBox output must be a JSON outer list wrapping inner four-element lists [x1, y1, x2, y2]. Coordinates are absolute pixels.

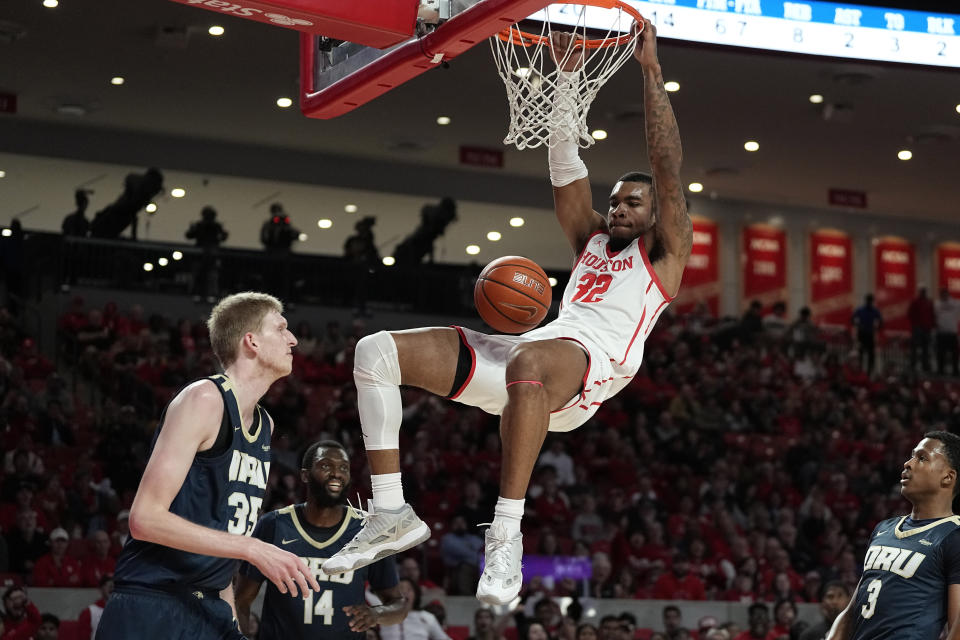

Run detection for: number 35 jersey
[[240, 504, 399, 640], [852, 515, 960, 640], [115, 374, 272, 591], [527, 230, 674, 377]]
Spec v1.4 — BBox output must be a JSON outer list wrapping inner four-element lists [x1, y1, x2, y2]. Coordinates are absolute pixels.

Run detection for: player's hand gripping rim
[[250, 538, 320, 597]]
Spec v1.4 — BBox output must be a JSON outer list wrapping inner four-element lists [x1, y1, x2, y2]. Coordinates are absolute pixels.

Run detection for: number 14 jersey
[[852, 515, 960, 640]]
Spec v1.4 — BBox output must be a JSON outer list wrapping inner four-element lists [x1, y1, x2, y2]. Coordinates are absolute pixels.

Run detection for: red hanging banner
[[809, 229, 854, 327], [935, 242, 960, 299], [675, 217, 720, 316], [873, 236, 916, 334], [742, 224, 787, 311]]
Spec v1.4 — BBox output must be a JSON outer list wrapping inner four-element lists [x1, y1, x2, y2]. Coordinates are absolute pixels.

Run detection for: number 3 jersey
[[526, 230, 674, 379], [114, 374, 272, 591], [240, 504, 399, 640], [852, 515, 960, 640]]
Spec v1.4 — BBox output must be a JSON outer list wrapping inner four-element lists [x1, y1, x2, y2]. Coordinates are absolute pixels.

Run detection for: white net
[[490, 3, 641, 150]]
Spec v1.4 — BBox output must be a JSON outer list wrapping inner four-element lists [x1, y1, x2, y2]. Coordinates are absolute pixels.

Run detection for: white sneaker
[[476, 523, 523, 605], [321, 502, 430, 575]]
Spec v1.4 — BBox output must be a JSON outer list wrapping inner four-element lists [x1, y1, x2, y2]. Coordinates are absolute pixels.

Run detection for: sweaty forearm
[[642, 64, 682, 174], [130, 505, 253, 562]]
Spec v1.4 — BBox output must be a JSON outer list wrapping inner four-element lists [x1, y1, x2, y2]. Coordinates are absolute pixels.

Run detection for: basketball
[[474, 256, 552, 334]]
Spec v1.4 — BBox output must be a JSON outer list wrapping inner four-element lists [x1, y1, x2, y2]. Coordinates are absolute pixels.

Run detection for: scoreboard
[[536, 0, 959, 67]]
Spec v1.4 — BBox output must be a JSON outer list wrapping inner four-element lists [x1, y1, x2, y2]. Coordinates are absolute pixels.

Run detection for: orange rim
[[497, 0, 644, 49]]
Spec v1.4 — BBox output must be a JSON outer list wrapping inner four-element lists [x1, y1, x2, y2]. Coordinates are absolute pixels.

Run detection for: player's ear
[[300, 468, 309, 484], [943, 468, 956, 493]]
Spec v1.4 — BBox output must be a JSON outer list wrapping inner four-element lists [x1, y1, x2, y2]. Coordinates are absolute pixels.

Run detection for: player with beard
[[236, 441, 405, 639], [827, 431, 960, 640]]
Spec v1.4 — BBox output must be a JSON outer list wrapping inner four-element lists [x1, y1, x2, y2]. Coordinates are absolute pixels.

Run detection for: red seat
[[59, 619, 82, 640], [447, 625, 470, 640]]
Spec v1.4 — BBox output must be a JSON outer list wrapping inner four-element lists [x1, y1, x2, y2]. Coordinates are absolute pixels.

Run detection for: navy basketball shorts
[[96, 585, 245, 640]]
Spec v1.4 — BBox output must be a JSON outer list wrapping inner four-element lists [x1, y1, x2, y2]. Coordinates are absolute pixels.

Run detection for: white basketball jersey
[[526, 230, 673, 377]]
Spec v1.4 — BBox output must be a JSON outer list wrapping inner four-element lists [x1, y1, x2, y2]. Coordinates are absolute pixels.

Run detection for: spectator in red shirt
[[733, 603, 774, 640], [399, 556, 442, 592], [1, 586, 42, 640], [769, 599, 797, 639], [77, 574, 114, 640], [82, 530, 116, 587], [653, 552, 706, 600], [31, 528, 82, 588], [532, 467, 571, 527]]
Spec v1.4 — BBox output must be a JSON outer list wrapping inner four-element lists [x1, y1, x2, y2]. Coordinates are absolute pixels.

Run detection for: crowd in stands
[[1, 294, 959, 640]]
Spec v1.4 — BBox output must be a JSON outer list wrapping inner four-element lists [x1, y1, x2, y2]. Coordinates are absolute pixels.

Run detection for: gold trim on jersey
[[210, 374, 263, 443], [280, 505, 357, 550], [893, 515, 960, 539]]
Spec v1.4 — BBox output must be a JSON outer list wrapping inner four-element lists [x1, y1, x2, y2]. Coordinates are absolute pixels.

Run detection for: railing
[[18, 232, 571, 317]]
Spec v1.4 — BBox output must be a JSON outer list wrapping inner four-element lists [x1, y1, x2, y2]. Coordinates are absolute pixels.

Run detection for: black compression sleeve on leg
[[446, 336, 473, 398]]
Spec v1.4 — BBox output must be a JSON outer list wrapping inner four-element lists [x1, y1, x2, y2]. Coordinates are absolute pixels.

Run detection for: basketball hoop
[[490, 1, 644, 150]]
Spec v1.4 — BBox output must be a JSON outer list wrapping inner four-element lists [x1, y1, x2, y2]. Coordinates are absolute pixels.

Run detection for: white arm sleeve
[[548, 71, 588, 187]]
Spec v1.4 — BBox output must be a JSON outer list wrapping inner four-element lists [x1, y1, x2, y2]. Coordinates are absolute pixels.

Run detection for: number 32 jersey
[[527, 230, 674, 377], [240, 505, 399, 640], [852, 515, 960, 640]]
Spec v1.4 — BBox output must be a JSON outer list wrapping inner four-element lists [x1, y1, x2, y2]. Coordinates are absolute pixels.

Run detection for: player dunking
[[235, 440, 406, 639], [321, 18, 690, 606], [97, 292, 320, 640], [827, 431, 960, 640]]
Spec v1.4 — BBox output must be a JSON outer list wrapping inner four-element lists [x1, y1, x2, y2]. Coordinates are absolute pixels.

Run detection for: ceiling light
[[514, 67, 532, 78], [592, 129, 608, 140], [158, 257, 169, 266], [0, 170, 6, 178], [664, 81, 680, 92], [42, 0, 58, 7], [298, 232, 308, 241], [809, 94, 824, 104], [145, 203, 157, 213], [382, 256, 396, 266], [172, 251, 183, 260], [466, 245, 480, 255], [436, 116, 451, 126], [898, 149, 912, 161], [276, 97, 293, 108], [208, 25, 225, 36], [509, 217, 525, 227], [111, 77, 125, 86], [1, 229, 11, 237], [955, 104, 960, 114], [143, 263, 154, 272], [487, 231, 502, 242], [548, 277, 558, 287], [344, 204, 358, 213], [317, 219, 332, 229], [170, 188, 185, 198], [688, 182, 704, 193], [744, 140, 760, 152]]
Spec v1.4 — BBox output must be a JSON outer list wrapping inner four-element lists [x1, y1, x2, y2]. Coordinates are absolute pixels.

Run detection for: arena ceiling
[[1, 0, 959, 227]]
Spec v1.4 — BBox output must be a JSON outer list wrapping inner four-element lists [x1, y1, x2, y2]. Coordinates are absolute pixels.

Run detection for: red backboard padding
[[300, 0, 553, 119], [169, 0, 418, 48]]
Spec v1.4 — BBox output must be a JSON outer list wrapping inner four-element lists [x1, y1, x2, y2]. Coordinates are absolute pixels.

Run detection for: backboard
[[299, 0, 555, 119]]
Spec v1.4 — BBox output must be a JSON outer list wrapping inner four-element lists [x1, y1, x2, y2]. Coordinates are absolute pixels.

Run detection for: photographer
[[260, 203, 300, 253], [393, 197, 457, 266], [344, 216, 380, 316], [62, 189, 92, 237], [185, 206, 228, 299]]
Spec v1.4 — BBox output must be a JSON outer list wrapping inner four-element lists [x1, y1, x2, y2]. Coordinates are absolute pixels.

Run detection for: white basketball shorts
[[447, 325, 625, 432]]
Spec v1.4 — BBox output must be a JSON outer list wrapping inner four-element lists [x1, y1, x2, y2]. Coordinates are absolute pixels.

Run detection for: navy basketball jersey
[[115, 375, 272, 591], [240, 504, 399, 640], [852, 515, 960, 640]]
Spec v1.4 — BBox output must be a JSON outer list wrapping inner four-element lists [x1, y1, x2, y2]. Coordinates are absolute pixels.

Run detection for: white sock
[[492, 496, 524, 536], [371, 472, 405, 511]]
